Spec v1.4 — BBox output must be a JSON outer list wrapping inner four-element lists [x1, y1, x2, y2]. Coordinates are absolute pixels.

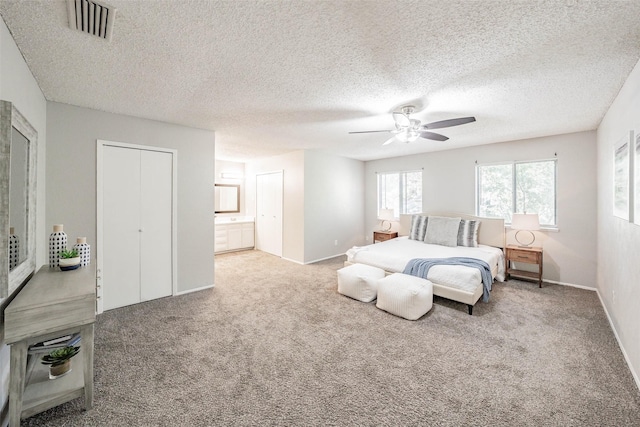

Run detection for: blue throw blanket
[[403, 257, 493, 302]]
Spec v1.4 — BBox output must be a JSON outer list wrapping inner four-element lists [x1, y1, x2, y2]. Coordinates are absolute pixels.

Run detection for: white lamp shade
[[378, 209, 395, 221], [511, 213, 540, 230]]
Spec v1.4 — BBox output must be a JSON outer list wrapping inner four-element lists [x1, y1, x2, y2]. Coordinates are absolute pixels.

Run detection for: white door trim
[[96, 139, 178, 314]]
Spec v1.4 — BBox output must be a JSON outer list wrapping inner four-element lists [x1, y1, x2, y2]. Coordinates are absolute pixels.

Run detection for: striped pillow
[[457, 219, 480, 247], [409, 215, 428, 241]]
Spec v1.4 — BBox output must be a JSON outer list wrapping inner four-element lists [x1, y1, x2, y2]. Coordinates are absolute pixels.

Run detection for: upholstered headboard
[[399, 212, 505, 249]]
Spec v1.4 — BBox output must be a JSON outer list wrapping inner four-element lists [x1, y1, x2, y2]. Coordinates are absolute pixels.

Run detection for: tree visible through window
[[477, 160, 556, 226], [378, 170, 422, 218]]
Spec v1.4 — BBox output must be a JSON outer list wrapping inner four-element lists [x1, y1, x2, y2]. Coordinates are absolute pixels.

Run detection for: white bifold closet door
[[255, 171, 283, 257], [102, 145, 173, 311]]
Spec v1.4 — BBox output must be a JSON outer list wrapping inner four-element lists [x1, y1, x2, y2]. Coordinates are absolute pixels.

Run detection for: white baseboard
[[543, 279, 596, 291], [176, 284, 214, 295], [595, 289, 640, 393], [304, 253, 346, 265], [282, 253, 344, 265]]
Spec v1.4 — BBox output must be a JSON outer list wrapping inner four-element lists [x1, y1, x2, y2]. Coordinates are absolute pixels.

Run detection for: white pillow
[[424, 216, 461, 247]]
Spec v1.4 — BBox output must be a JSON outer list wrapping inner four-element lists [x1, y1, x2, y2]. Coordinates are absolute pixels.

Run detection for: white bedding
[[346, 236, 505, 294]]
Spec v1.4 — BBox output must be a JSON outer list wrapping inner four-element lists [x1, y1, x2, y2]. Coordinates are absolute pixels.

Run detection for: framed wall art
[[635, 131, 640, 225], [613, 134, 630, 220]]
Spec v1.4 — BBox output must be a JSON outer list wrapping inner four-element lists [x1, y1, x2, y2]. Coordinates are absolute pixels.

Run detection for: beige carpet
[[22, 250, 640, 426]]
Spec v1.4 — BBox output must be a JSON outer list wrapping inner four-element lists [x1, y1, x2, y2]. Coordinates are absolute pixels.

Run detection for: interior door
[[100, 143, 174, 311], [268, 172, 283, 256], [256, 171, 283, 257], [256, 173, 267, 252], [102, 146, 142, 310], [140, 150, 173, 301]]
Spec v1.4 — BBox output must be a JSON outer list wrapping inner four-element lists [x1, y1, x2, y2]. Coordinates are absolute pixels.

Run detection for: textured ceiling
[[2, 0, 640, 161]]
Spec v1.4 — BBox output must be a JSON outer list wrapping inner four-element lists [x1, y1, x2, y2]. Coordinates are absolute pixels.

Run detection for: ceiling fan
[[349, 106, 476, 145]]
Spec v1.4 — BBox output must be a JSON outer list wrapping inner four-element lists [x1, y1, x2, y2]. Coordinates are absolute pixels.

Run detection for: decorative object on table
[[73, 237, 91, 266], [58, 249, 80, 271], [41, 345, 80, 379], [29, 333, 81, 353], [511, 213, 540, 247], [378, 208, 395, 232], [9, 227, 19, 270], [49, 224, 67, 267]]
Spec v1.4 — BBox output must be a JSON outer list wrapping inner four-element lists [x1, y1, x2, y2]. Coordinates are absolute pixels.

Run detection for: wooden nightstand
[[506, 245, 543, 287], [373, 230, 397, 243]]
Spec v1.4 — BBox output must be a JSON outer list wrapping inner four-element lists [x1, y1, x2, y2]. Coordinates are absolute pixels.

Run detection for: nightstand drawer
[[508, 250, 538, 263], [373, 231, 397, 243]]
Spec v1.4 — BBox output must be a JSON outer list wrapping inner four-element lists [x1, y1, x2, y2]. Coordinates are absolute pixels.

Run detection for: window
[[476, 160, 557, 226], [377, 170, 422, 218]]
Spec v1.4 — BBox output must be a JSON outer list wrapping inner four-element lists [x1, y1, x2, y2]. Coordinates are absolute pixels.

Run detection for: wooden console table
[[4, 265, 96, 426]]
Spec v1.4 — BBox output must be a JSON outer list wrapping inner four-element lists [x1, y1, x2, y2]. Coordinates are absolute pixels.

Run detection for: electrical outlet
[[334, 240, 338, 246], [612, 289, 616, 304]]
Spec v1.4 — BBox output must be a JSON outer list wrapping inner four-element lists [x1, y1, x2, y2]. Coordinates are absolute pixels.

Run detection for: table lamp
[[511, 213, 540, 247], [378, 209, 395, 232]]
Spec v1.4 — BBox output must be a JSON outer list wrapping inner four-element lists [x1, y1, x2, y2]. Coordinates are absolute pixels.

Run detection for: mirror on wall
[[215, 184, 240, 213], [9, 127, 29, 270], [1, 100, 38, 298]]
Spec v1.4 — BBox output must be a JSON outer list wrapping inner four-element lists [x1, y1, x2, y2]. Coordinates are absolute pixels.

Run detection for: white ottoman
[[337, 263, 386, 302], [376, 273, 433, 320]]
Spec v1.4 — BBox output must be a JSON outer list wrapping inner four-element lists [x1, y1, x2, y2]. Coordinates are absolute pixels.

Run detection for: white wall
[[46, 102, 215, 293], [0, 16, 48, 424], [304, 151, 365, 263], [596, 58, 640, 387], [365, 131, 597, 288], [245, 151, 305, 263], [245, 150, 365, 264]]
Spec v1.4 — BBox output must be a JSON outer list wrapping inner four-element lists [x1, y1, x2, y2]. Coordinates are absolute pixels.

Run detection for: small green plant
[[59, 249, 79, 259], [41, 346, 80, 367]]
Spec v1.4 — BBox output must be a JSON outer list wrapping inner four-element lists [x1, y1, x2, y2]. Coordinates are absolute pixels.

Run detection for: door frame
[[96, 140, 178, 313]]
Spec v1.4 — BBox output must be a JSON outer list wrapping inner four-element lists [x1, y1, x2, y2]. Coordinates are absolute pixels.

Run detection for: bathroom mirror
[[215, 184, 240, 213], [1, 100, 38, 298]]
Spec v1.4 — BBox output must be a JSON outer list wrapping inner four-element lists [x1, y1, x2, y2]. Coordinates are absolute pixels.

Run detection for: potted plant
[[58, 249, 80, 271], [41, 346, 80, 378]]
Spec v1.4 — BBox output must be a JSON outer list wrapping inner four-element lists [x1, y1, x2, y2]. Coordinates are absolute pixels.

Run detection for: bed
[[345, 212, 505, 315]]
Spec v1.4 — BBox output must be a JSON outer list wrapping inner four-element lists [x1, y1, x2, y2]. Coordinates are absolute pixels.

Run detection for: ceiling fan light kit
[[350, 105, 476, 146]]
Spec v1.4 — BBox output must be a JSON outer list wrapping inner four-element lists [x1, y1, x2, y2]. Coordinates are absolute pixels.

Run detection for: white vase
[[73, 237, 91, 266], [49, 224, 67, 268]]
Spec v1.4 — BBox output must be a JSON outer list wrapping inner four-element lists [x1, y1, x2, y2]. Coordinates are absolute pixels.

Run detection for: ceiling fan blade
[[382, 136, 396, 146], [393, 112, 411, 128], [420, 131, 449, 141], [348, 130, 393, 134], [423, 116, 476, 130]]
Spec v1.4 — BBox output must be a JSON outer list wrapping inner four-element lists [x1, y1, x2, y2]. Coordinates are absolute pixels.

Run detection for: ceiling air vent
[[67, 0, 117, 41]]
